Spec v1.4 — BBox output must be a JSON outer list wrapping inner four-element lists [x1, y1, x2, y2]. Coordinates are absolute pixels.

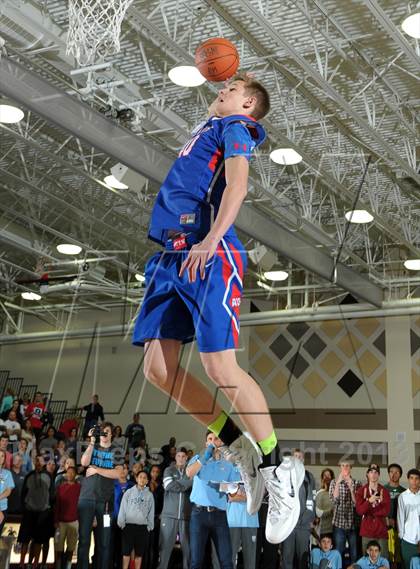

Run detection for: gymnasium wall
[[0, 305, 419, 482]]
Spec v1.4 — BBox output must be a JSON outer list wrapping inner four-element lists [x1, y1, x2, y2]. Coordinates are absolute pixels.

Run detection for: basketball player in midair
[[133, 74, 304, 543]]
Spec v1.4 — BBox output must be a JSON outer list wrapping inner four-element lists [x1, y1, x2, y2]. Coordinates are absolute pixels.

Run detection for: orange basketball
[[195, 38, 239, 82]]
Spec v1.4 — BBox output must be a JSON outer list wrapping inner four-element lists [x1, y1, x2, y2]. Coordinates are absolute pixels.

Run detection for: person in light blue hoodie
[[117, 470, 154, 569], [311, 534, 342, 569]]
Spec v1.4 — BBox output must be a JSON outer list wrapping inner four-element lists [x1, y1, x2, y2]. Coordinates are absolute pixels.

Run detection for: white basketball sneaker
[[260, 456, 305, 544], [222, 432, 265, 515]]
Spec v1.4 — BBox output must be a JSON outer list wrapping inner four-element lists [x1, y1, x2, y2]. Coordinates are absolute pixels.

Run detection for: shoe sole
[[247, 465, 265, 515], [236, 432, 264, 515], [265, 459, 305, 544]]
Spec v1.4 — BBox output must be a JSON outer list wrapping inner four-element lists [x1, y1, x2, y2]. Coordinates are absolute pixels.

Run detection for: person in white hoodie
[[397, 468, 420, 569], [118, 470, 155, 569]]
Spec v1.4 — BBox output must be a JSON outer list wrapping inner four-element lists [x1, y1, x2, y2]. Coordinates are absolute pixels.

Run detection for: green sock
[[208, 411, 243, 446], [257, 431, 277, 456], [207, 411, 229, 437]]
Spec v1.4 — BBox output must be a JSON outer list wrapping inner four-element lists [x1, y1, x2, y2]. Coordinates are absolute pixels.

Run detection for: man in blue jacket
[[186, 431, 237, 569]]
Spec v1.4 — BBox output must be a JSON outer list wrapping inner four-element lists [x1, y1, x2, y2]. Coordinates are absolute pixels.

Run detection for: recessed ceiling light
[[269, 148, 302, 165], [344, 210, 374, 224], [263, 270, 289, 281], [401, 12, 420, 38], [104, 175, 129, 190], [0, 104, 24, 124], [56, 243, 82, 255], [404, 259, 420, 271], [168, 65, 206, 87], [135, 273, 146, 282], [21, 291, 41, 301]]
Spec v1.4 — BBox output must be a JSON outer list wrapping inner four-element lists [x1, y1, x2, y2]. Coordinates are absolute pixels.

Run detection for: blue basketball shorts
[[132, 235, 247, 353]]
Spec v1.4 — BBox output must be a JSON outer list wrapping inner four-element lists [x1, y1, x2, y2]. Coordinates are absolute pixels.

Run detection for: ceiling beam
[[0, 56, 383, 306], [362, 0, 420, 71]]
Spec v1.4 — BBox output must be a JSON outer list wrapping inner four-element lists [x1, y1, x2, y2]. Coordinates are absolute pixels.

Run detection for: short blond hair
[[232, 73, 270, 120]]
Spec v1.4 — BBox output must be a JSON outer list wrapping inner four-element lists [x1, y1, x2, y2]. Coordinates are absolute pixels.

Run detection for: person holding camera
[[76, 421, 123, 569], [356, 464, 391, 559]]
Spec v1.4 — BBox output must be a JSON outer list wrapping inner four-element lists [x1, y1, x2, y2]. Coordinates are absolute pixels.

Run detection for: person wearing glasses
[[76, 421, 123, 569]]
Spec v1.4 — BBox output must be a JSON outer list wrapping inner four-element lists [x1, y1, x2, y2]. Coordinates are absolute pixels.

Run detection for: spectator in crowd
[[350, 539, 390, 569], [18, 454, 55, 568], [330, 461, 362, 565], [161, 446, 177, 472], [158, 449, 192, 569], [397, 468, 420, 569], [213, 464, 259, 569], [356, 464, 391, 558], [146, 464, 164, 569], [55, 439, 67, 465], [82, 394, 104, 437], [21, 418, 37, 452], [8, 453, 25, 515], [384, 463, 405, 569], [113, 426, 126, 450], [186, 431, 236, 569], [0, 447, 15, 534], [133, 440, 148, 468], [77, 421, 123, 569], [41, 397, 54, 432], [46, 456, 58, 481], [118, 470, 154, 569], [4, 409, 21, 443], [160, 437, 176, 463], [15, 438, 33, 474], [0, 434, 12, 469], [58, 413, 79, 440], [3, 399, 23, 425], [310, 533, 342, 569], [124, 413, 146, 449], [65, 427, 79, 458], [54, 465, 81, 569], [112, 463, 134, 569], [282, 449, 316, 569], [55, 456, 77, 487], [25, 391, 46, 439], [0, 388, 15, 416], [129, 462, 143, 483], [39, 425, 59, 452], [19, 392, 31, 420], [315, 468, 335, 537]]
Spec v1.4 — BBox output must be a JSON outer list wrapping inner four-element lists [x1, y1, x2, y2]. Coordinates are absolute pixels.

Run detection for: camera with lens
[[92, 424, 107, 441]]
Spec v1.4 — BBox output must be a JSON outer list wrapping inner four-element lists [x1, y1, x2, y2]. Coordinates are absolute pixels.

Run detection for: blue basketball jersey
[[148, 114, 266, 245]]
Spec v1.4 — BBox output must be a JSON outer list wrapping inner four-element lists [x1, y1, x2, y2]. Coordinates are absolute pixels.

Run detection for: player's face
[[215, 80, 256, 117]]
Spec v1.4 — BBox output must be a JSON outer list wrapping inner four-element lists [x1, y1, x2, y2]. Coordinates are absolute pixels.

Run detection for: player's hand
[[179, 237, 218, 282]]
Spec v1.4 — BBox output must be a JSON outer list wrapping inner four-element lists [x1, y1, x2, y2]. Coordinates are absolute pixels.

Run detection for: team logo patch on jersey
[[180, 213, 196, 225], [173, 235, 187, 250]]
